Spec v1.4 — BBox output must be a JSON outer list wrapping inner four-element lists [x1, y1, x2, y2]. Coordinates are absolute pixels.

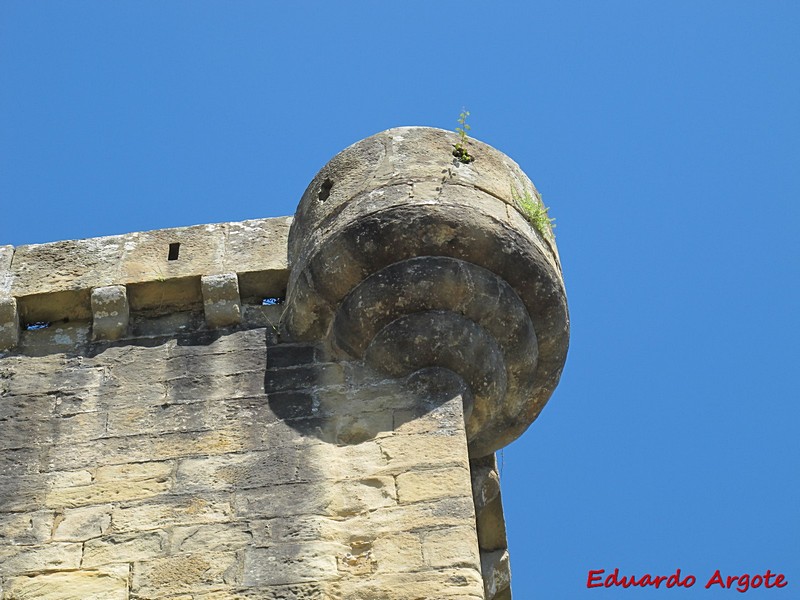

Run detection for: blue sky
[[2, 2, 798, 597]]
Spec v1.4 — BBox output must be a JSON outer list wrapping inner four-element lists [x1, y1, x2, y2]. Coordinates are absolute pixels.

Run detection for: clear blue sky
[[2, 2, 798, 597]]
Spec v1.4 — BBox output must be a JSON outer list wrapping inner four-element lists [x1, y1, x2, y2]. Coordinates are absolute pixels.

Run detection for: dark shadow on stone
[[265, 332, 473, 446]]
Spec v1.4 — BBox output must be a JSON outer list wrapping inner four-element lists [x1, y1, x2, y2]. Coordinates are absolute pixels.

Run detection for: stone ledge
[[5, 217, 291, 298], [0, 218, 291, 349]]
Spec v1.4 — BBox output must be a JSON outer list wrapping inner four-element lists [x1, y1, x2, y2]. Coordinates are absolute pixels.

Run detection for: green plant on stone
[[452, 109, 474, 164], [511, 185, 556, 240]]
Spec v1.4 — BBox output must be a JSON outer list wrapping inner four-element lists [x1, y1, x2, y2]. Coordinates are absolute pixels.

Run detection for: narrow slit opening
[[318, 178, 333, 202], [168, 243, 180, 261]]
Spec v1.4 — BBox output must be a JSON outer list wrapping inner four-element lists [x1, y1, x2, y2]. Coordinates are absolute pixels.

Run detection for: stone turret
[[0, 127, 568, 599], [285, 127, 568, 458]]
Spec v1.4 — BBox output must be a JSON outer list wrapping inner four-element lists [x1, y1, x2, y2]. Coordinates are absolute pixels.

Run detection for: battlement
[[0, 217, 291, 353], [0, 127, 568, 599]]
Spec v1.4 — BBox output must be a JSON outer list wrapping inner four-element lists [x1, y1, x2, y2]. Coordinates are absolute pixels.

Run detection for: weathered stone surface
[[421, 526, 482, 569], [112, 494, 233, 533], [132, 551, 239, 598], [201, 272, 242, 328], [0, 510, 54, 545], [0, 245, 13, 289], [0, 411, 107, 451], [52, 503, 112, 541], [481, 549, 512, 599], [472, 457, 508, 552], [175, 449, 301, 492], [242, 544, 340, 586], [45, 476, 171, 509], [396, 466, 472, 504], [3, 565, 129, 600], [95, 460, 174, 482], [0, 294, 19, 350], [0, 543, 82, 576], [82, 530, 167, 566], [90, 284, 129, 340], [45, 429, 252, 472], [169, 522, 253, 553], [0, 469, 92, 511]]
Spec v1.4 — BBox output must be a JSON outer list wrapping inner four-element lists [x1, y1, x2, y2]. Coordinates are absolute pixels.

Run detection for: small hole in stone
[[318, 178, 333, 202], [26, 321, 50, 331], [168, 243, 180, 261], [262, 297, 285, 306]]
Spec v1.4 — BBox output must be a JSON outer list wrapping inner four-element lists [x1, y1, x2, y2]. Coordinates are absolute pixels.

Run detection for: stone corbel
[[283, 126, 570, 457]]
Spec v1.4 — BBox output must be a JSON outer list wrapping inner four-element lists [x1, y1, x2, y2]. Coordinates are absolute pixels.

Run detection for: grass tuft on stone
[[511, 185, 555, 240]]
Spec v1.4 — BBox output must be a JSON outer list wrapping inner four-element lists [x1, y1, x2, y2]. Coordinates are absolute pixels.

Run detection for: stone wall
[[0, 127, 568, 599]]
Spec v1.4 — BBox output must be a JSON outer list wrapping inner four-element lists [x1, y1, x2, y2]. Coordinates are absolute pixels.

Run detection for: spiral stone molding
[[285, 126, 570, 457]]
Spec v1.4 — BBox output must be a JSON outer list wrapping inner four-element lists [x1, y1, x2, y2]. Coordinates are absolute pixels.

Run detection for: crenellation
[[0, 218, 291, 351], [200, 273, 242, 329], [91, 285, 131, 342]]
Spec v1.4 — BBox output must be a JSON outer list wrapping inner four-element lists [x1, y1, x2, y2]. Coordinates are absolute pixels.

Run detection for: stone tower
[[0, 127, 568, 599]]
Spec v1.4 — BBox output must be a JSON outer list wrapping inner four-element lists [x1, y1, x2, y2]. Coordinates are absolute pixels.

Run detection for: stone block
[[91, 285, 129, 341], [481, 549, 511, 600], [44, 476, 171, 509], [0, 447, 43, 478], [325, 477, 397, 517], [132, 551, 240, 598], [45, 429, 253, 472], [396, 466, 472, 504], [258, 515, 342, 545], [265, 390, 316, 420], [82, 530, 167, 567], [94, 460, 174, 483], [346, 497, 477, 536], [0, 416, 53, 450], [370, 532, 424, 573], [0, 294, 20, 350], [223, 217, 292, 275], [0, 411, 107, 451], [337, 568, 485, 599], [421, 526, 481, 570], [377, 431, 469, 473], [234, 483, 331, 520], [186, 583, 329, 600], [0, 542, 82, 576], [0, 510, 54, 544], [176, 448, 300, 493], [170, 523, 253, 553], [201, 273, 242, 328], [52, 504, 112, 541], [471, 458, 508, 552], [3, 565, 129, 600], [242, 543, 340, 586], [112, 494, 233, 533]]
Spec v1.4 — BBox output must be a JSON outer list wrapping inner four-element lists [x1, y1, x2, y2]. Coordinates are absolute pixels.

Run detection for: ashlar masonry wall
[[0, 127, 569, 600]]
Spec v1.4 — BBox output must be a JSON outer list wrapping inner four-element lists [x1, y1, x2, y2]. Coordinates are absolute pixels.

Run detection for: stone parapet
[[0, 218, 290, 350]]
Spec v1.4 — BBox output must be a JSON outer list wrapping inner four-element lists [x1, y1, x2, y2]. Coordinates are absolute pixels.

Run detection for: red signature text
[[587, 568, 788, 592]]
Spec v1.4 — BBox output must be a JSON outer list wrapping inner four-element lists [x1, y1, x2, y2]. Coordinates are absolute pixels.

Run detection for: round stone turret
[[285, 127, 569, 457]]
